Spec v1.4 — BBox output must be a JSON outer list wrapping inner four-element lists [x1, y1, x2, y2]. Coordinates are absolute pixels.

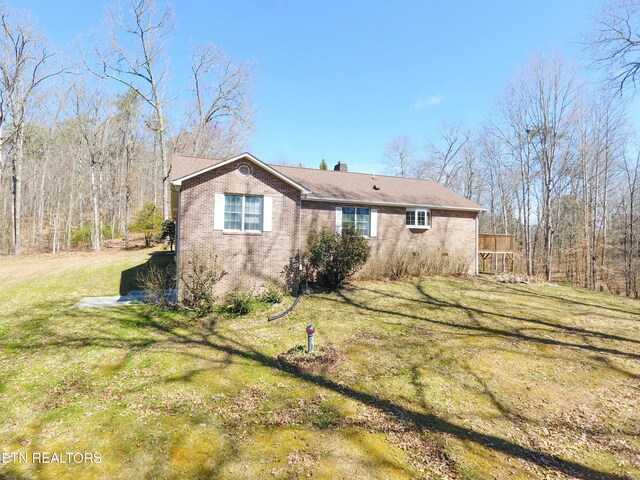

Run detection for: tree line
[[1, 0, 639, 296], [0, 0, 253, 254], [383, 2, 640, 296]]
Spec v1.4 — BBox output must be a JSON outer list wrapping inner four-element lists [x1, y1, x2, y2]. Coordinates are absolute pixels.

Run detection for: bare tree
[[0, 7, 61, 254], [591, 0, 640, 93], [67, 82, 113, 251], [422, 122, 470, 188], [86, 0, 173, 219], [113, 88, 143, 248], [494, 79, 539, 276], [621, 148, 639, 296], [522, 54, 577, 281], [458, 136, 482, 200], [576, 90, 627, 288], [479, 127, 514, 234], [178, 44, 253, 158], [383, 134, 416, 177]]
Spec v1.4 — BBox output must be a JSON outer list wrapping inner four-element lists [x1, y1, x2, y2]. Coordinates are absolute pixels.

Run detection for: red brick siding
[[177, 161, 479, 295], [300, 202, 477, 274], [178, 160, 301, 294]]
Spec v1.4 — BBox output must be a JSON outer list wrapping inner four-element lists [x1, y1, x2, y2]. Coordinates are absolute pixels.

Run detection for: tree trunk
[[600, 144, 610, 283], [89, 155, 101, 251], [52, 192, 61, 254], [156, 108, 170, 219], [521, 157, 533, 276], [124, 145, 131, 249], [543, 175, 554, 282], [35, 146, 50, 247], [11, 126, 23, 255], [152, 137, 158, 207]]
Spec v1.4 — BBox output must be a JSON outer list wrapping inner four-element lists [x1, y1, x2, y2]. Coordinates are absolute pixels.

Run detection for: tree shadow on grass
[[2, 298, 634, 479], [333, 287, 640, 362], [128, 309, 633, 480], [418, 282, 640, 345], [0, 468, 31, 480], [353, 283, 640, 349], [119, 251, 175, 295], [492, 282, 640, 318]]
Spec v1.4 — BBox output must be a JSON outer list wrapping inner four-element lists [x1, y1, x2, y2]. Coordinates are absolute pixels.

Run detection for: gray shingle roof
[[169, 154, 225, 182], [274, 165, 484, 210], [170, 153, 484, 211]]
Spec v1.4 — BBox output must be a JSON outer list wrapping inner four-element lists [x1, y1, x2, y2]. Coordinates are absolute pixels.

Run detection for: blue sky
[[20, 0, 607, 172]]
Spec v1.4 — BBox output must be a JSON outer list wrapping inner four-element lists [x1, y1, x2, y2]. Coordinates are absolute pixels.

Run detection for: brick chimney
[[333, 161, 347, 172]]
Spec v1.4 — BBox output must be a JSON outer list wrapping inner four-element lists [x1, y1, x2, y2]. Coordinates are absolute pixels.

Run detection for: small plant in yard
[[160, 219, 176, 250], [259, 282, 284, 304], [131, 202, 163, 247], [307, 227, 370, 289], [223, 290, 255, 315]]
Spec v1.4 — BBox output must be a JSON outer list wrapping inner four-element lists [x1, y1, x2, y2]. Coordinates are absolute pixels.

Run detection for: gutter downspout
[[298, 193, 303, 288], [175, 186, 181, 297], [475, 213, 479, 275], [268, 192, 305, 323]]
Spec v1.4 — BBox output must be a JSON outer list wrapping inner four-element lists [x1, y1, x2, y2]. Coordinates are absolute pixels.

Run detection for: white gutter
[[302, 195, 487, 212]]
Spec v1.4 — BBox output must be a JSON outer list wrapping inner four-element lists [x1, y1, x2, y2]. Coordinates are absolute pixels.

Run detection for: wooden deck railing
[[478, 233, 515, 253]]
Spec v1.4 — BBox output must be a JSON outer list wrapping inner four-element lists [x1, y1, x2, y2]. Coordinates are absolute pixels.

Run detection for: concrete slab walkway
[[73, 290, 147, 308], [72, 289, 177, 308]]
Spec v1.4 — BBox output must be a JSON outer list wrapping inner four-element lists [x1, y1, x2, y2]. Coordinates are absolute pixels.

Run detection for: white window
[[224, 194, 263, 231], [406, 208, 431, 229], [342, 206, 370, 236]]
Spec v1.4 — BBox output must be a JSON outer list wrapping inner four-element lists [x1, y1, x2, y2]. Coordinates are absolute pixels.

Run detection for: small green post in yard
[[306, 325, 315, 353]]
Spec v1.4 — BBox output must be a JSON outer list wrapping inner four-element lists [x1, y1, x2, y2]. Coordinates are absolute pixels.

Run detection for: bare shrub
[[135, 262, 176, 306], [387, 249, 414, 279], [178, 249, 226, 317], [418, 249, 470, 276], [358, 248, 471, 280], [282, 252, 311, 293]]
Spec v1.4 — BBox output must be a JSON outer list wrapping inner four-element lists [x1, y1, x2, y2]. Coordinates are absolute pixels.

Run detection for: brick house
[[170, 152, 485, 294]]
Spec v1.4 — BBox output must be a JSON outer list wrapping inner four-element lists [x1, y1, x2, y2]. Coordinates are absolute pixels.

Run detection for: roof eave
[[302, 195, 486, 212], [171, 152, 312, 194]]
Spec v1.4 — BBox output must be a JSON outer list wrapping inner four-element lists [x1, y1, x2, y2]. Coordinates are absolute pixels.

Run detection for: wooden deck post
[[478, 233, 515, 273]]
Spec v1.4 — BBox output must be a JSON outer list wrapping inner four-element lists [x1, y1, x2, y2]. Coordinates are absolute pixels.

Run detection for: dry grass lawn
[[0, 248, 638, 479]]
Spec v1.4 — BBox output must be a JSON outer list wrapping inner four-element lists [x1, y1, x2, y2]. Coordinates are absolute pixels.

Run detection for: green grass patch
[[0, 249, 638, 479]]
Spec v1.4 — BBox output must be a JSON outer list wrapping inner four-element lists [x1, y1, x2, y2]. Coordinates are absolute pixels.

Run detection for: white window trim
[[224, 194, 264, 232], [405, 208, 431, 229], [342, 206, 371, 238]]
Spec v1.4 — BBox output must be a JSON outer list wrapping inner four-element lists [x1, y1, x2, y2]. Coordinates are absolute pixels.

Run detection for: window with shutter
[[341, 207, 370, 236], [222, 194, 264, 232]]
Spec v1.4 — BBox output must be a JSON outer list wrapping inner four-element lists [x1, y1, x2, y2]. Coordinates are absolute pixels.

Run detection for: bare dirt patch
[[276, 345, 343, 374]]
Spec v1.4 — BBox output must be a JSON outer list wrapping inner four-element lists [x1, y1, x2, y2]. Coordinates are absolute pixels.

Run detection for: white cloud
[[411, 95, 443, 110]]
